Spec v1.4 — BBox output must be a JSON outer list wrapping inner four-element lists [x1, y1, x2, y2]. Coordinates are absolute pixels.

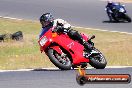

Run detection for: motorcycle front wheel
[[47, 48, 72, 70], [89, 48, 107, 69]]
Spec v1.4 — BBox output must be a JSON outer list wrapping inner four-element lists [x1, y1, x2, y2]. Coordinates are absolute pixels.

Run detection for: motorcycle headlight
[[119, 8, 125, 12], [39, 36, 48, 46]]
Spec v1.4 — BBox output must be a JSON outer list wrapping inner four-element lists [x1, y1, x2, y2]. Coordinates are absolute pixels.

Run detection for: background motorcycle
[[106, 4, 131, 22], [38, 26, 107, 70]]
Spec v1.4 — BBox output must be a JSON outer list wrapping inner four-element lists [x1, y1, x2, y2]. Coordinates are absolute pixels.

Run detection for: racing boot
[[82, 40, 93, 52], [82, 40, 99, 58], [73, 31, 93, 52], [108, 14, 113, 22]]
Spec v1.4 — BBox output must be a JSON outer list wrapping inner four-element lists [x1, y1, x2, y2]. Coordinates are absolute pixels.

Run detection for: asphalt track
[[0, 0, 132, 88], [0, 0, 132, 32], [0, 67, 132, 88]]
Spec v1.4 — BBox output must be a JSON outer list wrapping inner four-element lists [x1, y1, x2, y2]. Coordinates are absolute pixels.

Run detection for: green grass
[[0, 18, 55, 70], [124, 0, 132, 2], [0, 18, 132, 70], [104, 0, 132, 3]]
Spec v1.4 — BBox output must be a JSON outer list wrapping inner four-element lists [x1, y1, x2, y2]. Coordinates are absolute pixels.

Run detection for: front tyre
[[47, 48, 72, 70], [89, 48, 107, 69]]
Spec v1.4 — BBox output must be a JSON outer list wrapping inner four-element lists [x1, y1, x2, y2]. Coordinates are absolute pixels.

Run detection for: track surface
[[0, 68, 131, 88], [0, 0, 132, 32]]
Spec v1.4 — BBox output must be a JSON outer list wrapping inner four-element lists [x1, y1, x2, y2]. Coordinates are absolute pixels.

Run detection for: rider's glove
[[55, 26, 64, 33]]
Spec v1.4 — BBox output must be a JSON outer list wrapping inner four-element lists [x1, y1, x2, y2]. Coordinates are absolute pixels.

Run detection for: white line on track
[[0, 16, 23, 20], [0, 66, 132, 72], [0, 16, 132, 35], [73, 26, 132, 35]]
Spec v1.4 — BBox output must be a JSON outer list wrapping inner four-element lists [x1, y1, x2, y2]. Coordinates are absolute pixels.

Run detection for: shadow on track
[[32, 68, 61, 71], [31, 68, 96, 71], [31, 68, 78, 71], [102, 20, 131, 23]]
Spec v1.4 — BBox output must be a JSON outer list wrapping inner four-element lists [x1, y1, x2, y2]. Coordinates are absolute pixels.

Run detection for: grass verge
[[102, 0, 132, 3], [121, 0, 132, 3], [0, 18, 132, 70]]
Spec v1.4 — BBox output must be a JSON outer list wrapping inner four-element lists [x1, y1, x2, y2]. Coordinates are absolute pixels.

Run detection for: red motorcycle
[[38, 26, 107, 70]]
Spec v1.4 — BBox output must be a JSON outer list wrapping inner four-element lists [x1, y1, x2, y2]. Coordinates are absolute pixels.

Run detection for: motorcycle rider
[[106, 1, 119, 21], [39, 13, 93, 53]]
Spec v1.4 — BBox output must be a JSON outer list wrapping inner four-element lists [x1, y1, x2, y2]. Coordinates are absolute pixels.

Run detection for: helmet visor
[[40, 21, 50, 27]]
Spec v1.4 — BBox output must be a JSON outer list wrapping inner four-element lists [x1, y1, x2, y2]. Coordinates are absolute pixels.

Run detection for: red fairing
[[80, 33, 89, 41], [38, 27, 90, 65], [50, 46, 62, 54]]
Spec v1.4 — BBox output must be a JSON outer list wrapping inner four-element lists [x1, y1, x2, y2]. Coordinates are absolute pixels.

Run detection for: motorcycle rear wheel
[[89, 48, 107, 69], [47, 48, 72, 70], [125, 14, 131, 22]]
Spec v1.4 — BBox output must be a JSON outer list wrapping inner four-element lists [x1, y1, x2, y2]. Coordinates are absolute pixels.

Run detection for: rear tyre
[[89, 48, 107, 69], [125, 14, 131, 22], [113, 16, 119, 22], [47, 48, 72, 70]]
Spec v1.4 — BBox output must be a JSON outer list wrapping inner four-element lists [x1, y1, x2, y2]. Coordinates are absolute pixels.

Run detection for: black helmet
[[40, 13, 54, 22], [107, 0, 113, 5], [39, 13, 54, 27]]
